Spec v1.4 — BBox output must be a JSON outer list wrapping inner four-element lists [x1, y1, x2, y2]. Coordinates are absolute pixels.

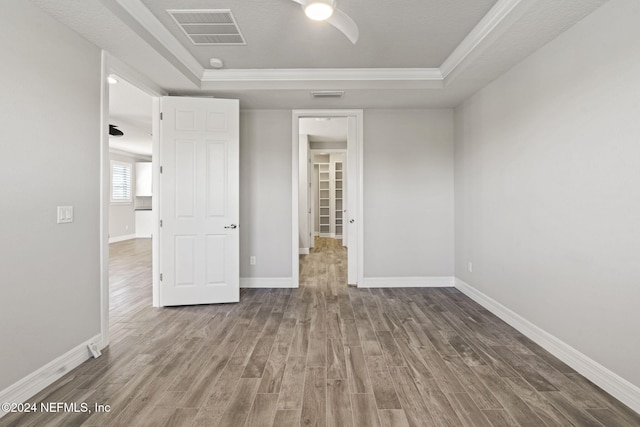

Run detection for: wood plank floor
[[2, 237, 639, 426]]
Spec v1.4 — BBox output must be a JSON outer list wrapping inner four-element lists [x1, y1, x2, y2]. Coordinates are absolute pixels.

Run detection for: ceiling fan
[[109, 124, 124, 137], [291, 0, 359, 44]]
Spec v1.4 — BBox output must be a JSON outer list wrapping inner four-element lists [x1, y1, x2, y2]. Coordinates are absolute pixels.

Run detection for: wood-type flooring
[[2, 237, 639, 426]]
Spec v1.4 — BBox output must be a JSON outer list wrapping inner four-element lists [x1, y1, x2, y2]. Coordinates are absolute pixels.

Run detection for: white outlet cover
[[57, 206, 73, 224]]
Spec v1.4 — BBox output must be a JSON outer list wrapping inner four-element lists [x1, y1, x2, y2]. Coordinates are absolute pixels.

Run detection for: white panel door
[[160, 96, 239, 306], [347, 116, 358, 285]]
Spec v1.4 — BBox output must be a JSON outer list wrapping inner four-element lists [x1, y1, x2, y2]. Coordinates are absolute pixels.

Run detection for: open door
[[159, 96, 239, 306], [346, 116, 358, 285]]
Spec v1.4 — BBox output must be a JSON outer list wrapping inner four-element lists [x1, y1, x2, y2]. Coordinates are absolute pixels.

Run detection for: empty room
[[1, 0, 639, 426]]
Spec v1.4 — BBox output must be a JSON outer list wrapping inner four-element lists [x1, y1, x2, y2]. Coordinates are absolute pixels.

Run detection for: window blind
[[111, 161, 132, 202]]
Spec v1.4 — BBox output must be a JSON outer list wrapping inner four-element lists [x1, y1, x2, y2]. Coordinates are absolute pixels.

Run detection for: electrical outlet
[[250, 256, 256, 265], [57, 206, 73, 224], [468, 262, 473, 273]]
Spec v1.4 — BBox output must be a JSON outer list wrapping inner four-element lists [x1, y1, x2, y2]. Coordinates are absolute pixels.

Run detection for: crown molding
[[200, 68, 444, 90], [202, 68, 442, 82], [111, 0, 204, 82], [440, 0, 528, 81], [110, 0, 527, 90], [109, 147, 152, 161]]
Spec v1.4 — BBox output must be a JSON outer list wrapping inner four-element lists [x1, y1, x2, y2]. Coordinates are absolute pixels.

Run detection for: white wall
[[238, 109, 455, 282], [0, 1, 101, 391], [239, 110, 293, 278], [364, 110, 455, 278], [455, 0, 640, 389], [108, 151, 137, 240]]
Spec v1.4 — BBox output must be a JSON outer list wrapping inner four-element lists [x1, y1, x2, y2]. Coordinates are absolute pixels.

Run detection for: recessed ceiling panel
[[142, 0, 499, 69]]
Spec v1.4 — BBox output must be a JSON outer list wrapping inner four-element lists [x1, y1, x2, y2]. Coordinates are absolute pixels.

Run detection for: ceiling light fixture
[[304, 0, 335, 21], [107, 75, 118, 84]]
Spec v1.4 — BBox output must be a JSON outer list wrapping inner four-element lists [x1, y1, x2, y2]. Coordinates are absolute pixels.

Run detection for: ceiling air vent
[[311, 91, 345, 99], [168, 9, 246, 45]]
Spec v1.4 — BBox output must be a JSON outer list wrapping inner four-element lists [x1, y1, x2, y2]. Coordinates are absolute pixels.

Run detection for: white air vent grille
[[168, 9, 246, 45], [311, 91, 345, 99]]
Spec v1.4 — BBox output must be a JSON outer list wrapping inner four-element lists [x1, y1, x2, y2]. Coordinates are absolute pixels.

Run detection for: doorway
[[292, 110, 363, 288], [100, 53, 164, 347]]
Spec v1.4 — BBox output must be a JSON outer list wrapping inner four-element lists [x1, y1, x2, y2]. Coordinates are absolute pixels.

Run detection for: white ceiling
[[140, 0, 498, 69], [109, 76, 153, 156], [300, 117, 348, 142], [33, 0, 609, 111]]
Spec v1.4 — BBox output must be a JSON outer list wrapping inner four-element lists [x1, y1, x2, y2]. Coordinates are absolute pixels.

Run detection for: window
[[111, 161, 132, 203]]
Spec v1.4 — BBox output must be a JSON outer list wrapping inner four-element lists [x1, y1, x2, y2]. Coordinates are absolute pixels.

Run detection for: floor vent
[[168, 9, 246, 45], [311, 91, 345, 99]]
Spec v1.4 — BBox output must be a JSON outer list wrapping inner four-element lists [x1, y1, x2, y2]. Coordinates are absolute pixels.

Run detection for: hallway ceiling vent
[[311, 90, 345, 99], [168, 9, 246, 45]]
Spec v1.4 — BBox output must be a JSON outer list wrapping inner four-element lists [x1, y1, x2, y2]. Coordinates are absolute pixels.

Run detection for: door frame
[[99, 52, 166, 348], [291, 109, 363, 287]]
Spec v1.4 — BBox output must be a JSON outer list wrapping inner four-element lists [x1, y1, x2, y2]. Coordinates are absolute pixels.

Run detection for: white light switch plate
[[57, 206, 73, 224]]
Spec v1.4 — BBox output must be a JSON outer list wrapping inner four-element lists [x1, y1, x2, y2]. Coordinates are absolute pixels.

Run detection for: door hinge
[[160, 112, 163, 120], [160, 219, 163, 227], [160, 166, 163, 174], [160, 273, 163, 281]]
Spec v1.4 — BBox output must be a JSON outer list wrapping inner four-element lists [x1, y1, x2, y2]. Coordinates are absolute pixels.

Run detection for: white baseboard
[[0, 333, 103, 418], [454, 278, 640, 415], [360, 276, 454, 288], [240, 277, 295, 288], [108, 234, 136, 243], [299, 248, 310, 255]]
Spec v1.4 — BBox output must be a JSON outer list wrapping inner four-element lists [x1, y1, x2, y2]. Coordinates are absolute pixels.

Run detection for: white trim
[[111, 0, 204, 84], [99, 52, 110, 350], [108, 234, 136, 243], [0, 334, 102, 418], [106, 53, 167, 98], [454, 278, 640, 415], [291, 115, 300, 290], [98, 1, 531, 91], [151, 98, 161, 308], [299, 248, 310, 255], [109, 147, 152, 162], [202, 68, 442, 82], [440, 0, 527, 81], [292, 110, 363, 288], [361, 276, 455, 288], [240, 277, 295, 288]]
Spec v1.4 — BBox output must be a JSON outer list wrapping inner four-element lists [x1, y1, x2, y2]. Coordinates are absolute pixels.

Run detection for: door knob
[[224, 224, 238, 229]]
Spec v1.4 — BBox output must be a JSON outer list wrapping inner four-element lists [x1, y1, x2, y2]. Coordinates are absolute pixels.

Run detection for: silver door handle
[[349, 219, 355, 224], [224, 224, 238, 229]]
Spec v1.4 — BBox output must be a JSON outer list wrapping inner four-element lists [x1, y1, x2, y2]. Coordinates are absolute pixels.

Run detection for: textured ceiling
[[109, 77, 153, 156], [31, 0, 609, 111], [141, 0, 498, 69]]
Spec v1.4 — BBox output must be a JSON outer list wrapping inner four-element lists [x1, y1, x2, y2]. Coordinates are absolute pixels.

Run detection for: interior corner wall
[[364, 109, 454, 278], [454, 0, 640, 388], [0, 1, 101, 391], [239, 110, 293, 278], [108, 152, 138, 240]]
